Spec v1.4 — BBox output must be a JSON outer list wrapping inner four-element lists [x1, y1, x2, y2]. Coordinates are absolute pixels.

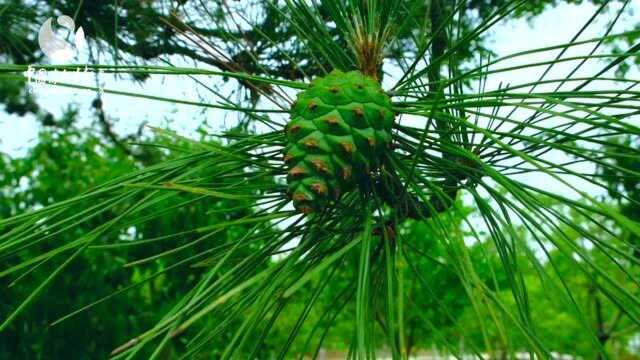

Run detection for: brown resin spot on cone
[[367, 137, 376, 147], [289, 166, 306, 177], [303, 138, 319, 149], [378, 109, 386, 119], [293, 192, 309, 202], [288, 124, 301, 135], [310, 182, 328, 195], [310, 159, 329, 173], [342, 167, 352, 180], [283, 154, 293, 163], [308, 101, 317, 111], [298, 205, 314, 214], [329, 86, 339, 93], [353, 107, 364, 117], [340, 142, 354, 154], [325, 116, 339, 125]]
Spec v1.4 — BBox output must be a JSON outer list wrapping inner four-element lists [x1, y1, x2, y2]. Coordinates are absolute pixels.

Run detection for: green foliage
[[0, 110, 269, 358], [0, 0, 639, 359], [458, 206, 640, 358]]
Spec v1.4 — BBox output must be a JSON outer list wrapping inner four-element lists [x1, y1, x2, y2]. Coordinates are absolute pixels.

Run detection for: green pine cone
[[284, 70, 394, 213]]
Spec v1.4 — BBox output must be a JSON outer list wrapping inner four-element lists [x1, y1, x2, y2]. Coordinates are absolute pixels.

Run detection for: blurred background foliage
[[0, 108, 271, 358], [0, 0, 639, 358], [1, 110, 637, 358]]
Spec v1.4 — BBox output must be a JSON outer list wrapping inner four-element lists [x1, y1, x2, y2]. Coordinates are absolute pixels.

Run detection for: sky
[[1, 1, 637, 150], [0, 1, 638, 203]]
